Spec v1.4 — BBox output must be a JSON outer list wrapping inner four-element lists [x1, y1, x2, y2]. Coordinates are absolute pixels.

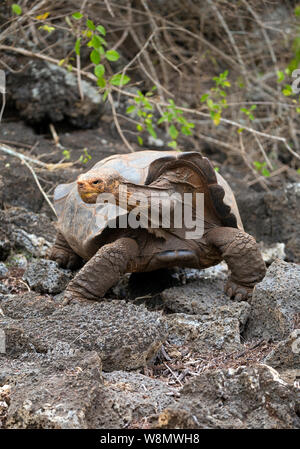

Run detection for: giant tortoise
[[50, 150, 266, 303]]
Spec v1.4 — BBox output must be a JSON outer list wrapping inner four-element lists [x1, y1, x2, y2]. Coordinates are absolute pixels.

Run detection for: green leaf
[[39, 25, 55, 33], [136, 124, 144, 132], [261, 167, 270, 177], [90, 34, 104, 49], [82, 29, 92, 38], [137, 136, 143, 146], [282, 84, 293, 96], [62, 149, 71, 160], [147, 123, 157, 139], [157, 116, 168, 124], [102, 89, 109, 102], [97, 77, 106, 88], [105, 50, 120, 61], [295, 6, 300, 17], [237, 127, 244, 133], [96, 25, 106, 36], [90, 49, 101, 64], [253, 161, 262, 170], [98, 45, 105, 56], [94, 64, 105, 77], [168, 125, 178, 140], [276, 70, 285, 83], [72, 12, 83, 20], [110, 74, 130, 86], [126, 105, 136, 114], [12, 4, 22, 15], [176, 116, 186, 125], [168, 141, 177, 149], [75, 38, 81, 55], [214, 166, 220, 172], [207, 98, 214, 109], [86, 19, 95, 30], [212, 112, 221, 126], [181, 126, 192, 136]]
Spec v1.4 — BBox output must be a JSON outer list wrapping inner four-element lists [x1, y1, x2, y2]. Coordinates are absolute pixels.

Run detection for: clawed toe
[[62, 287, 104, 305], [224, 280, 253, 302], [62, 290, 87, 305], [49, 248, 81, 270]]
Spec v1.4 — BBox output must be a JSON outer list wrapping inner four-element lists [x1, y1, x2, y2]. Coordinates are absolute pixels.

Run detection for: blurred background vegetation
[[0, 0, 300, 189]]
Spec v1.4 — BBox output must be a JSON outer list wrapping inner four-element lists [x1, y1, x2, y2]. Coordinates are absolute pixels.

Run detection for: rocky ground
[[0, 116, 300, 429], [0, 0, 300, 430]]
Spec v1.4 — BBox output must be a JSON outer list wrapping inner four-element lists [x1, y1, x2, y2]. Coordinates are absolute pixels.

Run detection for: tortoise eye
[[92, 180, 101, 185]]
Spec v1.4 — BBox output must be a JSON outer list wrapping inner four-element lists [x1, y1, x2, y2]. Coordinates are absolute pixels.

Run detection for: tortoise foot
[[50, 247, 82, 270], [224, 279, 253, 302]]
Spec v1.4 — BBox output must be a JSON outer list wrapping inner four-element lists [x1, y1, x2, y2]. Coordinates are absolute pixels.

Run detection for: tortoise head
[[77, 168, 124, 204]]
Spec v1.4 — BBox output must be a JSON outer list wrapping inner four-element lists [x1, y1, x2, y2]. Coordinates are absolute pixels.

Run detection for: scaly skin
[[205, 227, 266, 301], [63, 237, 139, 304], [49, 231, 82, 270]]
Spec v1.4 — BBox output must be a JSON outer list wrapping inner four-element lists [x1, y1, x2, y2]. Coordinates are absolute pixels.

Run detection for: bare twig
[[104, 0, 115, 18], [21, 158, 57, 216], [163, 363, 183, 387], [247, 165, 289, 187], [253, 134, 273, 170], [206, 0, 250, 86], [0, 90, 5, 125], [238, 133, 270, 191], [107, 92, 135, 153], [49, 123, 60, 147], [0, 144, 73, 170]]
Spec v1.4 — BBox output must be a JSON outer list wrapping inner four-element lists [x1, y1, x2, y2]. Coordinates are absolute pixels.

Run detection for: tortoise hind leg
[[63, 237, 139, 303], [49, 232, 82, 270], [205, 227, 266, 301]]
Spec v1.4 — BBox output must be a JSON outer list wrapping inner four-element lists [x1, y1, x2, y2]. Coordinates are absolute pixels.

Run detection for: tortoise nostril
[[77, 181, 85, 188]]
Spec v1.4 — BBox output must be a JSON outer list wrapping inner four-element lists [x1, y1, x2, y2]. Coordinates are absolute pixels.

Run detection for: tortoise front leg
[[49, 231, 82, 270], [63, 237, 139, 304], [205, 227, 266, 301]]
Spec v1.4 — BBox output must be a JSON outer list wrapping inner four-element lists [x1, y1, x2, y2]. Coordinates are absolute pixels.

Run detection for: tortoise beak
[[77, 179, 99, 203], [77, 180, 93, 192]]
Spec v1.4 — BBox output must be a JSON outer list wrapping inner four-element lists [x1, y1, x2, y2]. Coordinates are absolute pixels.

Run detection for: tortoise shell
[[54, 150, 243, 259]]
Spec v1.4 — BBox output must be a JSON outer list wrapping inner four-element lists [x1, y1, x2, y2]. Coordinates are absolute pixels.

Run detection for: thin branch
[[247, 166, 288, 187], [104, 0, 115, 18], [253, 134, 273, 170], [239, 133, 270, 192], [0, 90, 5, 124], [206, 0, 250, 86], [107, 92, 135, 153], [21, 158, 57, 216], [0, 144, 74, 170]]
